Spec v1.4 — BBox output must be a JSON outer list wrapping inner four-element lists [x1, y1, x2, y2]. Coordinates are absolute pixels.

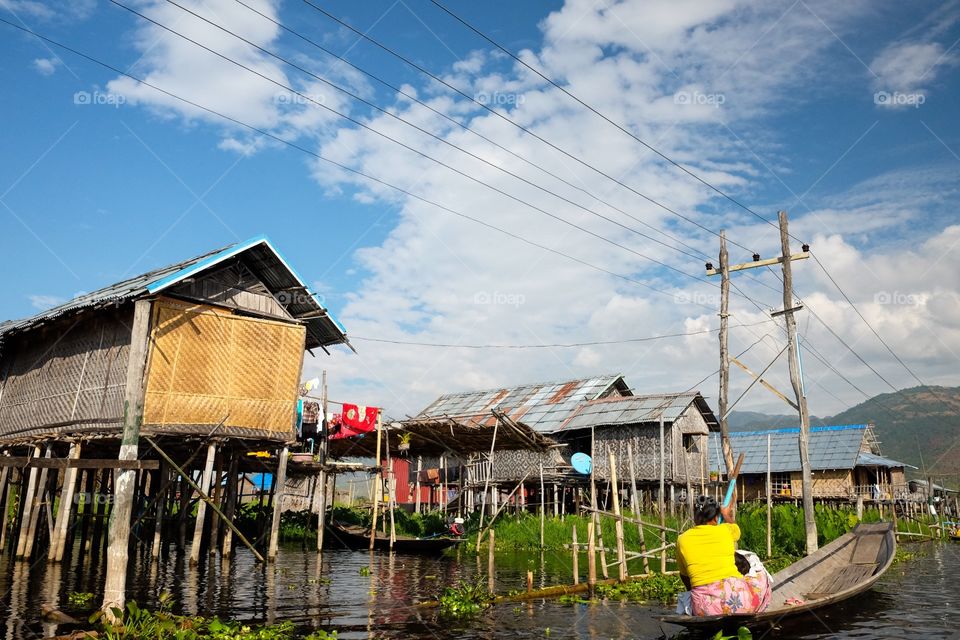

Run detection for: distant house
[[706, 424, 916, 501], [394, 375, 720, 511]]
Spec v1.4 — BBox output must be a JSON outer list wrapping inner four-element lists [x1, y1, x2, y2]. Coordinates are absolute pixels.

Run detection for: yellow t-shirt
[[676, 523, 742, 587]]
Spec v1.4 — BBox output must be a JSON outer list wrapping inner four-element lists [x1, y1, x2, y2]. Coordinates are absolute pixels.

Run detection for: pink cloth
[[690, 572, 771, 616]]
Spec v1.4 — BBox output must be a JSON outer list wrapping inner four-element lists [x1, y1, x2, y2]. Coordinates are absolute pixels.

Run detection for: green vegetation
[[91, 595, 337, 640], [436, 581, 494, 618], [594, 574, 684, 603], [67, 592, 96, 608], [710, 628, 752, 640]]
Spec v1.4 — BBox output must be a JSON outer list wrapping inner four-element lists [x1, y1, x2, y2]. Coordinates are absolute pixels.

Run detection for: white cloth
[[737, 550, 774, 587]]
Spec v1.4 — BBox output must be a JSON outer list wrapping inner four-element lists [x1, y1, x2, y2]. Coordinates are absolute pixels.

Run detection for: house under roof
[[0, 235, 349, 351], [414, 374, 630, 434], [707, 425, 915, 475], [558, 392, 719, 433]]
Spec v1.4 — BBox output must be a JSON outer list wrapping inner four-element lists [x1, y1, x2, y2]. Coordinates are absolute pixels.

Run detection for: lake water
[[1, 540, 956, 639]]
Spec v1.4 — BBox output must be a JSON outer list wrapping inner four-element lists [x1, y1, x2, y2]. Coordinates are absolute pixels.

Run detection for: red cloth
[[328, 404, 379, 440]]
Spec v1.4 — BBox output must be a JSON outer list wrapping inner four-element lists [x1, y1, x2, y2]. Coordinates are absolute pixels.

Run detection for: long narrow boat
[[661, 522, 896, 630], [323, 521, 464, 553]]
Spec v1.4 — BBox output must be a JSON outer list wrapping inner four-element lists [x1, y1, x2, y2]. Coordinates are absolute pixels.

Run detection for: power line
[[297, 0, 759, 255], [429, 0, 805, 246], [114, 0, 718, 288], [353, 320, 774, 348], [0, 16, 716, 311], [231, 0, 713, 264]]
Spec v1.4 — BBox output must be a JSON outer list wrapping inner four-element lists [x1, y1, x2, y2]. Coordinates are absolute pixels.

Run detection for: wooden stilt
[[659, 416, 667, 573], [190, 443, 217, 565], [414, 456, 422, 514], [626, 445, 651, 574], [50, 441, 82, 562], [0, 464, 11, 554], [316, 468, 327, 552], [22, 447, 52, 560], [571, 525, 579, 585], [587, 520, 596, 598], [208, 448, 224, 556], [369, 414, 383, 551], [15, 446, 41, 558], [103, 298, 153, 618], [221, 451, 239, 557], [151, 464, 166, 561], [267, 447, 289, 561], [609, 452, 627, 581], [487, 528, 496, 593], [766, 434, 772, 559]]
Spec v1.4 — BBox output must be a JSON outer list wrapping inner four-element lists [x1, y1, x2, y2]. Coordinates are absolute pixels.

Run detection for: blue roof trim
[[144, 235, 348, 337], [145, 235, 267, 293], [729, 424, 868, 437]]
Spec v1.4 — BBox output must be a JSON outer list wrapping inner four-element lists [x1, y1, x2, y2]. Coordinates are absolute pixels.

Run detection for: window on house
[[770, 472, 792, 496], [682, 434, 697, 451]]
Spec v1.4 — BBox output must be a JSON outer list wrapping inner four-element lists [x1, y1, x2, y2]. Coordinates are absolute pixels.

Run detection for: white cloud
[[28, 294, 64, 310], [0, 0, 96, 21], [870, 41, 951, 107], [31, 57, 59, 75]]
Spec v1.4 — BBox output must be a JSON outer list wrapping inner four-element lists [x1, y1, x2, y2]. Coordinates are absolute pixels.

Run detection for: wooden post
[[526, 570, 533, 593], [539, 461, 545, 549], [586, 520, 596, 597], [571, 525, 579, 585], [487, 529, 495, 593], [669, 485, 676, 517], [440, 454, 446, 514], [387, 432, 396, 548], [609, 452, 627, 581], [659, 416, 666, 573], [221, 452, 239, 556], [778, 211, 818, 554], [103, 298, 152, 617], [766, 434, 772, 559], [50, 441, 82, 562], [190, 443, 217, 565], [151, 464, 166, 561], [316, 469, 327, 552], [0, 465, 10, 553], [369, 413, 383, 551], [626, 443, 650, 574], [477, 419, 498, 535], [208, 449, 224, 557], [590, 425, 608, 578], [15, 446, 40, 557], [414, 456, 422, 514], [718, 231, 736, 483], [22, 447, 52, 560], [267, 447, 289, 561]]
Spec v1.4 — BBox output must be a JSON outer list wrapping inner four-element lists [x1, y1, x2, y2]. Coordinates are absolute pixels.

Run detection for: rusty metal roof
[[558, 391, 718, 433], [0, 236, 349, 351], [414, 374, 629, 434]]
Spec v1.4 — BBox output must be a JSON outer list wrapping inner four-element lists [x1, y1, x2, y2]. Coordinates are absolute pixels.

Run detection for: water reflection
[[0, 542, 955, 639]]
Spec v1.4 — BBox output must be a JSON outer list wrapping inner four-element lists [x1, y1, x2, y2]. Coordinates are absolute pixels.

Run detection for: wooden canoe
[[661, 521, 896, 630], [323, 521, 464, 554]]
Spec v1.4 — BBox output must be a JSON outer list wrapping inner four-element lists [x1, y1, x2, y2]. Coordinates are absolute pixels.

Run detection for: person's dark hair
[[693, 495, 720, 525], [734, 551, 751, 575]]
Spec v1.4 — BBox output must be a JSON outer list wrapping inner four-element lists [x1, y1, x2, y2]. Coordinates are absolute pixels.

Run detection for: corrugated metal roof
[[707, 425, 881, 474], [559, 392, 712, 432], [415, 374, 627, 434], [0, 236, 348, 350], [857, 451, 917, 469]]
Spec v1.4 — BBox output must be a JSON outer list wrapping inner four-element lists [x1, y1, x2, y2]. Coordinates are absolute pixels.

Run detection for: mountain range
[[728, 385, 960, 477]]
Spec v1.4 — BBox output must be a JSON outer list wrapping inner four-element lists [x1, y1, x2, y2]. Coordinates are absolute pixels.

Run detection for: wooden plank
[[851, 532, 883, 564], [0, 458, 161, 470]]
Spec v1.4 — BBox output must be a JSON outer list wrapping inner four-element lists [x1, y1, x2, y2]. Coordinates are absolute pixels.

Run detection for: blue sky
[[2, 0, 960, 419]]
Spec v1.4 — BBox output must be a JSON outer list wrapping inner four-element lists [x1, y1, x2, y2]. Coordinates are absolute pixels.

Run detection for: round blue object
[[571, 452, 592, 475]]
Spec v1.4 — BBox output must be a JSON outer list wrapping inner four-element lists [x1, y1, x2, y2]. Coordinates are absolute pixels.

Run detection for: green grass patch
[[594, 573, 684, 603]]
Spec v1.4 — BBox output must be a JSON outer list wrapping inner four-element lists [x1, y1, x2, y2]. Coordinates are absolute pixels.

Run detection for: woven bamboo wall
[[790, 469, 852, 497], [142, 297, 305, 439], [0, 308, 132, 441]]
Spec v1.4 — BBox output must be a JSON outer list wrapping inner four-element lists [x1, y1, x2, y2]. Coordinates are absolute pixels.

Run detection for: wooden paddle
[[717, 452, 745, 523]]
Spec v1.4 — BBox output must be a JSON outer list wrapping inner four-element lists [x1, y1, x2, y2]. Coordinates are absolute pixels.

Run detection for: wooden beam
[[706, 251, 809, 276], [0, 457, 161, 470]]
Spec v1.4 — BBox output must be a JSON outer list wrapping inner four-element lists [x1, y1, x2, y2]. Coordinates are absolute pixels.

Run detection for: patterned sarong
[[690, 572, 771, 616]]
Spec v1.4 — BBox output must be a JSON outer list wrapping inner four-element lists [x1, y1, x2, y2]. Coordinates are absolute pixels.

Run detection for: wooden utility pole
[[718, 232, 736, 481], [103, 298, 152, 618], [707, 214, 816, 555], [777, 211, 817, 554], [369, 412, 383, 551]]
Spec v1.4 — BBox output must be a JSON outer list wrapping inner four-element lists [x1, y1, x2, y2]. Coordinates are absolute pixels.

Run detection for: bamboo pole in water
[[369, 414, 383, 551], [571, 525, 579, 585], [626, 443, 650, 574], [609, 452, 627, 581], [586, 520, 596, 597], [190, 443, 217, 565], [487, 529, 495, 593]]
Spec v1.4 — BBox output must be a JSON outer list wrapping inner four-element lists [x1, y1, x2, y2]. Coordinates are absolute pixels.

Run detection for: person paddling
[[676, 495, 771, 616]]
